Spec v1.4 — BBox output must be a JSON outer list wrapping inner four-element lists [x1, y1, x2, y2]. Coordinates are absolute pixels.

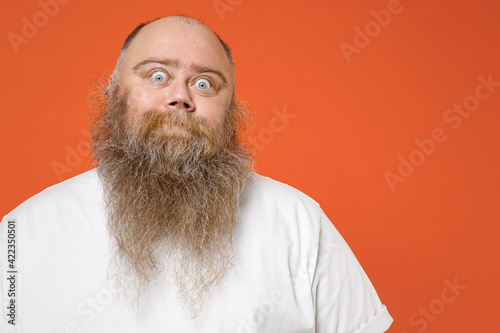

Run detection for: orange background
[[1, 0, 499, 332]]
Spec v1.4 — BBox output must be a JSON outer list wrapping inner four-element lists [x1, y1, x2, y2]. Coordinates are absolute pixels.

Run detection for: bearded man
[[0, 15, 393, 333]]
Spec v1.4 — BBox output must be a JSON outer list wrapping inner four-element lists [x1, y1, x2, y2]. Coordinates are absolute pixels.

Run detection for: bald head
[[110, 15, 235, 91]]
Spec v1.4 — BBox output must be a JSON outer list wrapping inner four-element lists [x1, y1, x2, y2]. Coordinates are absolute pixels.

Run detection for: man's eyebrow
[[132, 58, 179, 71], [189, 64, 228, 86], [132, 58, 228, 85]]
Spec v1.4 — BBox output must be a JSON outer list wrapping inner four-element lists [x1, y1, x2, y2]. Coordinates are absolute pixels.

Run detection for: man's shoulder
[[3, 169, 100, 218], [245, 172, 320, 210], [238, 173, 327, 254]]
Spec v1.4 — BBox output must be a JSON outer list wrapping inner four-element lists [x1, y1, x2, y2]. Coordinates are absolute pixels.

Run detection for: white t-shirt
[[1, 170, 392, 332]]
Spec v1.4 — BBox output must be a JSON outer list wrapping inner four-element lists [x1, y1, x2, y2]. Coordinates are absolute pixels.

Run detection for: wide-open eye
[[151, 71, 167, 83], [195, 78, 211, 89]]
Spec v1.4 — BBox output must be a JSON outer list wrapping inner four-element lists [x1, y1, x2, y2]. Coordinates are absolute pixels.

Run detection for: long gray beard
[[91, 94, 253, 317]]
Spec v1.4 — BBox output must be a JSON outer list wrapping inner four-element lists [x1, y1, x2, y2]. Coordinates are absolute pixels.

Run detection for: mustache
[[133, 110, 215, 140]]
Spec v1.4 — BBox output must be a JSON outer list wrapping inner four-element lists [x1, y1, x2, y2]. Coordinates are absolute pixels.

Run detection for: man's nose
[[165, 81, 195, 112]]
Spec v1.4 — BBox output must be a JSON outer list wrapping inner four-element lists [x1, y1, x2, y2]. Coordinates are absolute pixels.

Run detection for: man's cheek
[[126, 87, 159, 117], [212, 104, 230, 134]]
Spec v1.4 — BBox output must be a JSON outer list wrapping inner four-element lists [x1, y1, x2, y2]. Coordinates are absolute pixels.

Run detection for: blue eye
[[195, 78, 211, 89], [152, 71, 167, 82]]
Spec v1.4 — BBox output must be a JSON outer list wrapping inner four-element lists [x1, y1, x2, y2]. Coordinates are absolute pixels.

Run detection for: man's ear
[[106, 75, 114, 96], [105, 73, 116, 96]]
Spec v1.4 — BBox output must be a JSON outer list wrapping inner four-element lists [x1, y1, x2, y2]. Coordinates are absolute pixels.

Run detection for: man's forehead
[[121, 18, 232, 76]]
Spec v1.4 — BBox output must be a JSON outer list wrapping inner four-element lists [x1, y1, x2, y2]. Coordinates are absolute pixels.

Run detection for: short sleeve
[[312, 207, 393, 333]]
